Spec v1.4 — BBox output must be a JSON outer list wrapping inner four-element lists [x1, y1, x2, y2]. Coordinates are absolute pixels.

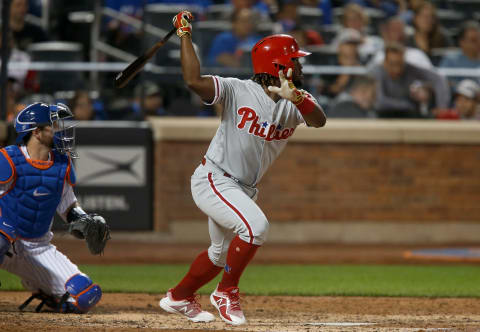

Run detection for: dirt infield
[[1, 292, 480, 331], [1, 236, 480, 331]]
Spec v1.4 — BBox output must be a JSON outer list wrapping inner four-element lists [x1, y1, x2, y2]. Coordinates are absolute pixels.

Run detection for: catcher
[[0, 102, 111, 313]]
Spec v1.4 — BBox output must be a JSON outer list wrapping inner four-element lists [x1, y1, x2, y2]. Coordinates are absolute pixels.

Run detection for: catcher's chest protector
[[0, 145, 69, 238]]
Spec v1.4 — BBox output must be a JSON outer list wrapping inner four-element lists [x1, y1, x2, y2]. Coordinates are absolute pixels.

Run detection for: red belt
[[202, 157, 235, 180]]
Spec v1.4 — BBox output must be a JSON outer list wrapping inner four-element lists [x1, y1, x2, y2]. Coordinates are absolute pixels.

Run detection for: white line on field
[[254, 322, 376, 327], [305, 322, 377, 326]]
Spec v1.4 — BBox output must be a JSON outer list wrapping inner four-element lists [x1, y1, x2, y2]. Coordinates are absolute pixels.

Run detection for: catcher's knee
[[65, 273, 102, 313]]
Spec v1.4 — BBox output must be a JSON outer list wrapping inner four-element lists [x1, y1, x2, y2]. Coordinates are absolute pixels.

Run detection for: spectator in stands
[[273, 0, 323, 44], [9, 0, 48, 51], [299, 0, 332, 25], [324, 29, 363, 98], [397, 0, 425, 25], [272, 0, 299, 33], [216, 0, 270, 23], [327, 75, 376, 118], [207, 8, 261, 67], [1, 79, 20, 123], [287, 25, 323, 48], [406, 1, 453, 61], [347, 0, 400, 18], [130, 81, 166, 120], [0, 29, 31, 89], [435, 80, 480, 120], [332, 3, 383, 62], [368, 16, 432, 69], [69, 90, 96, 121], [370, 43, 450, 118], [103, 0, 144, 56], [439, 21, 480, 86], [0, 78, 24, 146]]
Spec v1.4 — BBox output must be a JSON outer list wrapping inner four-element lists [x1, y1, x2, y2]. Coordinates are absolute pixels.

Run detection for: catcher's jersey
[[205, 76, 305, 187], [0, 145, 77, 217]]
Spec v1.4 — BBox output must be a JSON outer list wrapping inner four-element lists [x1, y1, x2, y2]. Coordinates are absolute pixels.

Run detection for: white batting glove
[[267, 68, 306, 105]]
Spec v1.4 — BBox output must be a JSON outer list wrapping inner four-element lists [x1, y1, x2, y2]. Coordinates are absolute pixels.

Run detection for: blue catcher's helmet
[[14, 102, 77, 158]]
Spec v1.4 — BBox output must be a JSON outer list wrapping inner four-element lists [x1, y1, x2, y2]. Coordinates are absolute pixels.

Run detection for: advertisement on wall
[[54, 122, 153, 231]]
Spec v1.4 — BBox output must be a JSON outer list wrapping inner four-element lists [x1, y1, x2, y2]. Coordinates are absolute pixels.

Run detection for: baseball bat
[[114, 26, 177, 89]]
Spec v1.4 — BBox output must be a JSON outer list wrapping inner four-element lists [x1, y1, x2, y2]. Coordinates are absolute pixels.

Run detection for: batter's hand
[[268, 68, 306, 105], [173, 11, 194, 38]]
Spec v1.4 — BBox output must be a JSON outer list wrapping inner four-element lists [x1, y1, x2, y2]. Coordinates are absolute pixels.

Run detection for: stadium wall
[[150, 118, 480, 244]]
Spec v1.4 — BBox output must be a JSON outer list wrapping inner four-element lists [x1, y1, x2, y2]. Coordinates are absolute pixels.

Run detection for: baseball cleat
[[210, 285, 247, 325], [159, 289, 215, 322]]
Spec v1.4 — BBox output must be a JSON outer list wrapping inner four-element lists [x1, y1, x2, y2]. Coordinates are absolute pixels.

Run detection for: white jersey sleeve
[[203, 75, 240, 106], [56, 183, 78, 216]]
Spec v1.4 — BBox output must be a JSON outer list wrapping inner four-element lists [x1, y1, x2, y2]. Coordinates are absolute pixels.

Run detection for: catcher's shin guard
[[65, 273, 102, 312], [18, 289, 83, 313]]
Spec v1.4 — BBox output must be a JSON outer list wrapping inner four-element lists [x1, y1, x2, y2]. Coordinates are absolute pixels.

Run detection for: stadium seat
[[333, 7, 385, 35], [430, 47, 460, 66], [318, 24, 341, 44], [436, 9, 465, 30], [298, 6, 323, 29], [257, 22, 274, 38], [446, 0, 480, 18], [192, 20, 232, 60], [303, 45, 338, 66], [206, 4, 233, 20], [28, 42, 86, 93], [144, 4, 203, 32]]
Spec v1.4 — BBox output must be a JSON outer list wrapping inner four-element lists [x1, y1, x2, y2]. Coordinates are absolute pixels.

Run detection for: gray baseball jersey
[[205, 76, 305, 187]]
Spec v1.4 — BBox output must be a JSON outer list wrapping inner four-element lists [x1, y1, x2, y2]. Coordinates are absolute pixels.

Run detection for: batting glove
[[173, 11, 194, 38], [267, 68, 306, 105]]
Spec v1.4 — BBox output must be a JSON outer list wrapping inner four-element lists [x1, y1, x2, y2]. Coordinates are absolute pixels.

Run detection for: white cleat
[[210, 285, 247, 325], [159, 289, 215, 323]]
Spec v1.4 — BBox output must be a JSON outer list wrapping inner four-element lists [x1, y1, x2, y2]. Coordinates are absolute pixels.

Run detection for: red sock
[[218, 236, 260, 291], [171, 250, 222, 300]]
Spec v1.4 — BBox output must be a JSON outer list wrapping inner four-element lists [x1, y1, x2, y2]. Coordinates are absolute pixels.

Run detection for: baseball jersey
[[205, 76, 305, 187], [0, 145, 77, 216]]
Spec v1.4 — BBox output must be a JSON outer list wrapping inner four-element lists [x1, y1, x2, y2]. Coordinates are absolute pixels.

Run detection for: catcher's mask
[[15, 102, 78, 158]]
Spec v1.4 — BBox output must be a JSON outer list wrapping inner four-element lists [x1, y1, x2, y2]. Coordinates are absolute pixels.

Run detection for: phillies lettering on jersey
[[237, 107, 295, 141], [205, 76, 308, 186]]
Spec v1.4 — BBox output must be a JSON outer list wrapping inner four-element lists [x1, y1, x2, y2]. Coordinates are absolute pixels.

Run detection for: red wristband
[[295, 95, 316, 115]]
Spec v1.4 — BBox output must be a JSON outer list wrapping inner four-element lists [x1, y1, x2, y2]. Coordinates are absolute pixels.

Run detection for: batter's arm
[[299, 92, 327, 128], [177, 24, 216, 104]]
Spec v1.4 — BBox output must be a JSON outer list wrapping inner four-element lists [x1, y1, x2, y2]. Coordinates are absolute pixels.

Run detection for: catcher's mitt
[[68, 213, 111, 255]]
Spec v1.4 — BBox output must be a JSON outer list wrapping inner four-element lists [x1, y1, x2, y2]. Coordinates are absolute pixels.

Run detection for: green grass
[[1, 264, 479, 297]]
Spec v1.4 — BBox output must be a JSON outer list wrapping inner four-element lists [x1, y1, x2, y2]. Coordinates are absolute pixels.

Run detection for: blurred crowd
[[0, 0, 479, 137]]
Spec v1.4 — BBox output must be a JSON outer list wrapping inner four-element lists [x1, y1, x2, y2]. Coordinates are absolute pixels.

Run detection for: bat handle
[[162, 27, 177, 43]]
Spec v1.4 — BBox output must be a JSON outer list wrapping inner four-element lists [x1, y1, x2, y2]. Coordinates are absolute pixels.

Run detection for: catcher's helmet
[[15, 102, 77, 157], [251, 34, 310, 77]]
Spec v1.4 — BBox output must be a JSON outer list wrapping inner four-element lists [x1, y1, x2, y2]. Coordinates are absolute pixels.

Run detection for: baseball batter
[[159, 11, 326, 325], [0, 102, 110, 313]]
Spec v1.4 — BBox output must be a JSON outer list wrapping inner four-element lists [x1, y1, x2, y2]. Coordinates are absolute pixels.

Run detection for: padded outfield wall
[[150, 118, 480, 244]]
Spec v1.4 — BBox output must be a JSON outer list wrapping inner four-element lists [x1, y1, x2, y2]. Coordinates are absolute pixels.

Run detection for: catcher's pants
[[191, 159, 269, 267], [0, 231, 81, 298]]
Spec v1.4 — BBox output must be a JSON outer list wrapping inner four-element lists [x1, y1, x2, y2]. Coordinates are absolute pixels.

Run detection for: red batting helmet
[[251, 34, 310, 77]]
